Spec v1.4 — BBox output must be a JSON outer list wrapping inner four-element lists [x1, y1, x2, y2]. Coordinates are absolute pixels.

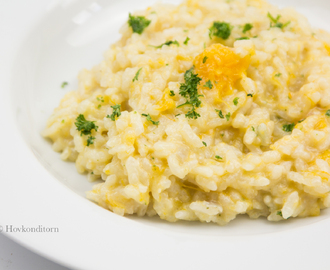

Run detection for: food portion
[[43, 0, 330, 225]]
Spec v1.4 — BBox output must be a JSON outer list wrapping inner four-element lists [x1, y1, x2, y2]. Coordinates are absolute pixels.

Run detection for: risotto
[[43, 0, 330, 225]]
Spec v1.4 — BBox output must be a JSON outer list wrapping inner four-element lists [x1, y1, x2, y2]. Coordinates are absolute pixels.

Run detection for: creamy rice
[[43, 0, 330, 225]]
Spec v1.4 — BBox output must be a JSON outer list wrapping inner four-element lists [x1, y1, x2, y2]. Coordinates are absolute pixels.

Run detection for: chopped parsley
[[276, 211, 283, 217], [152, 40, 179, 49], [215, 109, 224, 119], [209, 21, 232, 40], [177, 67, 203, 119], [128, 13, 151, 34], [107, 104, 121, 121], [267, 12, 290, 29], [247, 93, 253, 97], [283, 123, 295, 132], [97, 104, 101, 109], [97, 96, 105, 102], [225, 112, 231, 121], [61, 82, 68, 88], [275, 73, 282, 77], [326, 110, 330, 117], [169, 90, 175, 96], [75, 114, 98, 136], [185, 109, 201, 120], [251, 126, 255, 132], [236, 37, 249, 40], [204, 80, 213, 89], [202, 141, 207, 147], [242, 23, 253, 33], [203, 56, 208, 64], [215, 155, 222, 160], [142, 113, 159, 125], [183, 37, 190, 45], [61, 119, 65, 123], [132, 68, 142, 82], [233, 97, 239, 106], [175, 114, 181, 117], [87, 136, 96, 146], [298, 119, 305, 123]]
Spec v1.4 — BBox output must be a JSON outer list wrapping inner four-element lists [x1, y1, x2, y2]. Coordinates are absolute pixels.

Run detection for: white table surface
[[0, 233, 70, 270]]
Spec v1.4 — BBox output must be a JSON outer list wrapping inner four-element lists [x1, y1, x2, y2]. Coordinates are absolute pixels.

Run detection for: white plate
[[1, 0, 330, 269]]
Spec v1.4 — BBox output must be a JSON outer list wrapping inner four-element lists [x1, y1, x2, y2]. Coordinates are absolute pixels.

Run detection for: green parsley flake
[[128, 13, 151, 34], [267, 12, 290, 29], [215, 109, 224, 119], [97, 96, 104, 102], [215, 155, 222, 160], [142, 113, 159, 125], [247, 93, 253, 97], [107, 104, 121, 121], [87, 136, 96, 146], [203, 56, 208, 63], [242, 23, 253, 33], [225, 112, 231, 121], [209, 21, 232, 40], [169, 90, 175, 96], [276, 211, 283, 217], [204, 80, 213, 89], [61, 82, 68, 88], [133, 68, 142, 82], [275, 73, 282, 77], [61, 119, 65, 124], [233, 97, 239, 106], [326, 110, 330, 117], [236, 37, 249, 40], [202, 141, 207, 147], [75, 114, 98, 136], [298, 119, 305, 123], [177, 67, 203, 119], [152, 40, 179, 49], [185, 109, 201, 119], [183, 37, 190, 45], [175, 114, 181, 117], [251, 126, 255, 132], [97, 104, 101, 109], [283, 123, 295, 132]]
